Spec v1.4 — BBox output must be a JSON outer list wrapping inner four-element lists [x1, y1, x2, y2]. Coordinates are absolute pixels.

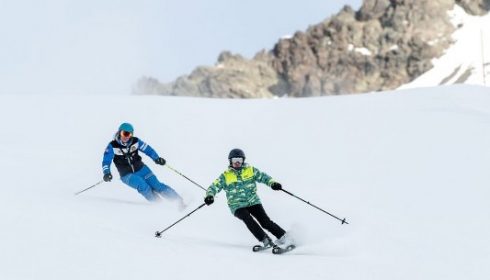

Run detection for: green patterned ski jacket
[[206, 164, 275, 214]]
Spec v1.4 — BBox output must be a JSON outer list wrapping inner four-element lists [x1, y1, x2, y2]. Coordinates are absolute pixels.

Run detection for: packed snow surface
[[1, 84, 490, 279]]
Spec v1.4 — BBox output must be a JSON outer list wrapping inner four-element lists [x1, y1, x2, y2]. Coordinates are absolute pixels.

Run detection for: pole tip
[[155, 231, 162, 238], [341, 218, 349, 225]]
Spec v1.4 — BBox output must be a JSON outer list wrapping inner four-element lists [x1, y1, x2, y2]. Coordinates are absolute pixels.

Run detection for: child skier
[[102, 122, 185, 207], [204, 148, 294, 252]]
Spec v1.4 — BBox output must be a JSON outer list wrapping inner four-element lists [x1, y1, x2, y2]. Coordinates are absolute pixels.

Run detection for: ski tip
[[272, 245, 296, 255]]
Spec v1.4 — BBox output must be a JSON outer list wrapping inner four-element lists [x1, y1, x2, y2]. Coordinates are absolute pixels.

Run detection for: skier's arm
[[102, 143, 114, 175], [253, 167, 275, 187], [206, 174, 225, 197], [137, 139, 159, 161]]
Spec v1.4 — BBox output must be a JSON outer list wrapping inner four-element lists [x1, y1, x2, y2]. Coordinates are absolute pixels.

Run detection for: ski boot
[[252, 236, 274, 252], [272, 232, 296, 254]]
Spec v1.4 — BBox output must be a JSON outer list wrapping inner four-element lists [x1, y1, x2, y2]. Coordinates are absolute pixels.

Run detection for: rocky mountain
[[133, 0, 490, 98]]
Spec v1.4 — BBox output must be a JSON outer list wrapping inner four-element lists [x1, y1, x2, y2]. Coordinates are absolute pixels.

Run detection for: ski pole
[[155, 203, 206, 238], [281, 189, 349, 225], [165, 164, 206, 191], [74, 180, 104, 196]]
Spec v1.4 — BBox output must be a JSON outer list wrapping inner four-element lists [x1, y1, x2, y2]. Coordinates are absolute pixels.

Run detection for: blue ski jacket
[[102, 135, 160, 177]]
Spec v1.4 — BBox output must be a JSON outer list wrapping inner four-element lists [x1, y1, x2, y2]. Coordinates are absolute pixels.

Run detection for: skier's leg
[[234, 207, 268, 241], [248, 204, 286, 239], [141, 166, 182, 201], [121, 173, 157, 201]]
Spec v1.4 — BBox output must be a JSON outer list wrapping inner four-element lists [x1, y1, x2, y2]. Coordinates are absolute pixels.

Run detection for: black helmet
[[228, 148, 245, 160]]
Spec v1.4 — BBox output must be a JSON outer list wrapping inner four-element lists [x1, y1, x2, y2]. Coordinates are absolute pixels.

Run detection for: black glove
[[204, 195, 214, 205], [103, 173, 113, 182], [155, 157, 166, 166], [271, 182, 282, 191]]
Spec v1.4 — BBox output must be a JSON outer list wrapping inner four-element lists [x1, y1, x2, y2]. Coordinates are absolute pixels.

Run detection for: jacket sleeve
[[206, 174, 226, 197], [137, 138, 159, 161], [102, 143, 114, 175], [253, 167, 275, 187]]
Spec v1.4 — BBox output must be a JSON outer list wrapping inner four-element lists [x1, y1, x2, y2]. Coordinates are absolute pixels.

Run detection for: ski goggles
[[120, 130, 132, 137], [230, 157, 244, 164]]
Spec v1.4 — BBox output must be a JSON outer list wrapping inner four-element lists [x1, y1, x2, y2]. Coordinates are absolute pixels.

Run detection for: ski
[[252, 244, 273, 252], [272, 245, 296, 255]]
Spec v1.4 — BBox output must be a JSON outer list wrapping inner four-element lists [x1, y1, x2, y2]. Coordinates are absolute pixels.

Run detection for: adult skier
[[204, 148, 294, 252], [102, 123, 185, 207]]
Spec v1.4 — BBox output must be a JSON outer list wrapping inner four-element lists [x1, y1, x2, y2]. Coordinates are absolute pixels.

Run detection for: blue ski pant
[[121, 165, 181, 202]]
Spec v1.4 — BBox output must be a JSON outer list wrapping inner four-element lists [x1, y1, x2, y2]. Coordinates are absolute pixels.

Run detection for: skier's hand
[[271, 182, 282, 190], [103, 173, 113, 182], [204, 195, 214, 206], [155, 157, 166, 166]]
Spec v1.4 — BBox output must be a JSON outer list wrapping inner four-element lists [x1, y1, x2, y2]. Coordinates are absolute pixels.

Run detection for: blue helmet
[[118, 122, 134, 133]]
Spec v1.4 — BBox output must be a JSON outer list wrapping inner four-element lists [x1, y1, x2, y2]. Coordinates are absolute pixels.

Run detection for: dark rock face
[[456, 0, 490, 15], [134, 0, 488, 98], [269, 0, 455, 97], [134, 52, 279, 98], [356, 0, 391, 21]]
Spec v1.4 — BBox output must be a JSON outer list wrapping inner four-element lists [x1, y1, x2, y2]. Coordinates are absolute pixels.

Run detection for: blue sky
[[0, 1, 361, 95]]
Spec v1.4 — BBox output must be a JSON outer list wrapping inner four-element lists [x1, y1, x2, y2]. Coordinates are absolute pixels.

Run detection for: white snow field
[[1, 84, 490, 280]]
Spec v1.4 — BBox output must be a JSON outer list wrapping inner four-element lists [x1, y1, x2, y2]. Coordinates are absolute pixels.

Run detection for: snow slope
[[1, 85, 490, 279], [400, 6, 490, 89]]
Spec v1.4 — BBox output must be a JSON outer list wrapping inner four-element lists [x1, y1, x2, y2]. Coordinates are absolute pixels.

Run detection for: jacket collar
[[228, 163, 249, 172], [114, 132, 133, 147]]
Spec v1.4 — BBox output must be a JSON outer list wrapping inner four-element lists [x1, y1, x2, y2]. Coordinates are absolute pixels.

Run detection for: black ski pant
[[234, 204, 286, 242]]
